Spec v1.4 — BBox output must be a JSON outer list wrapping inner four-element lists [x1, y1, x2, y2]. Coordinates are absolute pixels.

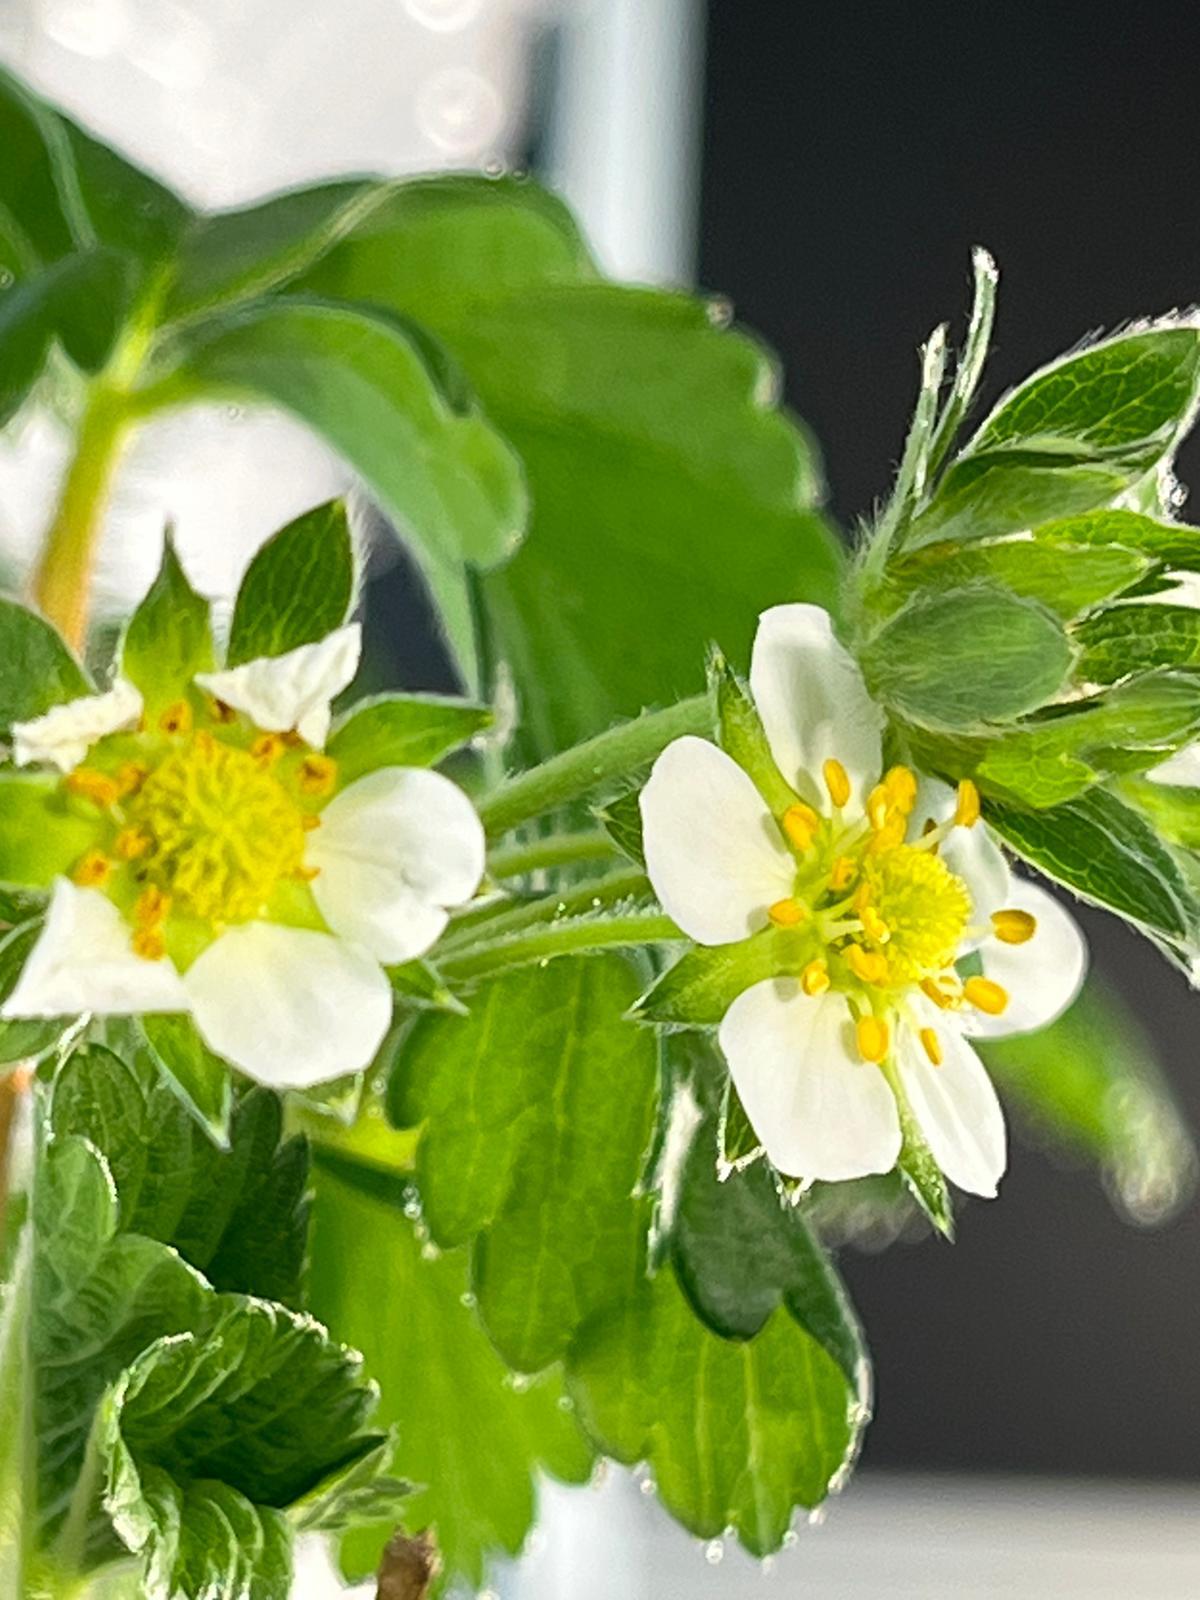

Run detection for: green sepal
[[632, 926, 808, 1028], [883, 536, 1150, 622], [327, 692, 491, 785], [592, 783, 646, 867], [719, 1077, 764, 1170], [1073, 603, 1200, 684], [0, 598, 90, 732], [880, 1057, 955, 1238], [711, 649, 798, 813], [387, 958, 467, 1016], [0, 773, 98, 887], [137, 1014, 233, 1147], [119, 535, 214, 716], [226, 499, 355, 666]]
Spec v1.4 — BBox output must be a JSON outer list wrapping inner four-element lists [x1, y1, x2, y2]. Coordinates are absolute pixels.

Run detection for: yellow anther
[[300, 812, 322, 832], [800, 958, 830, 995], [116, 762, 149, 798], [134, 884, 172, 928], [65, 768, 120, 809], [132, 926, 167, 962], [856, 1014, 890, 1063], [823, 757, 851, 809], [867, 815, 907, 854], [159, 700, 193, 736], [919, 1026, 943, 1066], [852, 881, 871, 913], [829, 855, 856, 891], [867, 784, 891, 832], [297, 753, 338, 796], [781, 802, 819, 852], [954, 778, 981, 828], [71, 849, 112, 888], [114, 826, 151, 861], [251, 732, 288, 765], [861, 904, 891, 944], [991, 908, 1037, 945], [847, 944, 890, 985], [884, 765, 918, 815], [209, 697, 237, 724], [293, 863, 321, 882], [964, 975, 1008, 1016], [768, 897, 806, 927], [921, 974, 962, 1009]]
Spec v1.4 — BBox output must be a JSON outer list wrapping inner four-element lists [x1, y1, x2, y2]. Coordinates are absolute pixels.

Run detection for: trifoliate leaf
[[226, 499, 355, 666], [327, 692, 491, 784], [119, 536, 214, 715]]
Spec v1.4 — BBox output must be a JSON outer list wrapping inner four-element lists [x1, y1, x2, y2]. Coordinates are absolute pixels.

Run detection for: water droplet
[[782, 1530, 799, 1549], [704, 1538, 725, 1565], [507, 1371, 533, 1393], [405, 0, 483, 29], [403, 1195, 422, 1219], [417, 67, 504, 156], [556, 1394, 574, 1412], [460, 1290, 477, 1308], [40, 0, 128, 57], [705, 296, 733, 329], [420, 1240, 441, 1261], [482, 157, 507, 180]]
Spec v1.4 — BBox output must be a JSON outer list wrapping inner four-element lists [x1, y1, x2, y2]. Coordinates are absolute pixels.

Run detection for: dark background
[[699, 0, 1200, 1477]]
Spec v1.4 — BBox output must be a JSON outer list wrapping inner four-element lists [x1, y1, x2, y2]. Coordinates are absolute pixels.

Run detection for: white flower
[[3, 625, 485, 1088], [640, 603, 1088, 1196]]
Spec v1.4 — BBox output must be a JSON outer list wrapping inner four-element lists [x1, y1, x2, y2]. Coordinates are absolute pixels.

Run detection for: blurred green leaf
[[119, 537, 214, 716], [0, 598, 89, 730], [327, 693, 491, 784], [0, 1220, 32, 1598], [227, 499, 354, 665]]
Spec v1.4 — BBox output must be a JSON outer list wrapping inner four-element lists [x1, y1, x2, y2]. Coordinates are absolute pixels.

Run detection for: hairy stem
[[488, 828, 619, 879], [441, 864, 650, 954], [439, 909, 683, 984], [477, 694, 712, 841]]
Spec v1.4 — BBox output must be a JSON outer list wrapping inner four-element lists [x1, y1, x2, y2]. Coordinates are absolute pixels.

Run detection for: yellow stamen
[[847, 944, 889, 985], [920, 1026, 943, 1066], [829, 855, 856, 890], [66, 768, 119, 809], [251, 732, 287, 765], [116, 761, 149, 798], [964, 975, 1008, 1015], [861, 904, 891, 944], [298, 753, 338, 796], [159, 700, 193, 736], [131, 926, 166, 962], [823, 757, 851, 808], [884, 765, 918, 815], [134, 885, 172, 928], [867, 816, 906, 854], [991, 908, 1037, 945], [867, 784, 891, 832], [71, 849, 112, 888], [852, 881, 871, 913], [301, 812, 322, 832], [781, 802, 819, 852], [920, 974, 962, 1008], [856, 1014, 890, 1063], [801, 958, 830, 995], [294, 863, 321, 882], [209, 697, 237, 724], [114, 826, 151, 861], [768, 897, 806, 927], [955, 778, 981, 828]]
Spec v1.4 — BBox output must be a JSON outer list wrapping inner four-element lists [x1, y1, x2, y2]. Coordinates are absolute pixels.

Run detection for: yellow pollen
[[132, 926, 166, 961], [66, 768, 119, 809], [856, 1014, 890, 1063], [955, 778, 981, 828], [921, 974, 962, 1009], [72, 849, 112, 888], [768, 897, 806, 927], [114, 826, 151, 861], [123, 734, 307, 924], [298, 753, 338, 796], [991, 908, 1037, 945], [823, 758, 851, 808], [781, 802, 819, 852], [801, 958, 830, 995], [859, 845, 970, 983], [964, 976, 1008, 1015], [920, 1026, 943, 1066], [847, 944, 890, 985], [861, 904, 891, 944], [159, 700, 193, 736], [867, 784, 891, 832], [830, 855, 856, 890], [251, 732, 288, 764], [884, 765, 918, 814]]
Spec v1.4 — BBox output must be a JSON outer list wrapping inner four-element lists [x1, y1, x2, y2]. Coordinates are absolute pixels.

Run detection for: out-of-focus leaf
[[0, 597, 89, 730], [226, 499, 354, 665], [119, 537, 214, 717], [327, 693, 491, 784]]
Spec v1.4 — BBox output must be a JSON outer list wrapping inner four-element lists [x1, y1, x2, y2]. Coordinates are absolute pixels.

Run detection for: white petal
[[718, 978, 902, 1181], [183, 921, 392, 1088], [912, 776, 1011, 932], [1146, 743, 1200, 787], [196, 624, 361, 749], [898, 1000, 1006, 1197], [749, 603, 884, 819], [1, 879, 187, 1018], [307, 767, 485, 963], [962, 878, 1088, 1039], [640, 737, 795, 945], [12, 679, 142, 773]]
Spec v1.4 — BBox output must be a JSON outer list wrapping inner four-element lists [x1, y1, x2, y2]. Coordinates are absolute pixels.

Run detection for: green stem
[[441, 864, 649, 954], [439, 910, 683, 984], [488, 829, 619, 879], [478, 695, 712, 840]]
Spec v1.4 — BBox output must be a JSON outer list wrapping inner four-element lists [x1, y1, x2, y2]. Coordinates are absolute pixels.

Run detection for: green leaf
[[295, 178, 843, 752], [1074, 603, 1200, 684], [161, 297, 527, 686], [885, 536, 1150, 621], [670, 1107, 867, 1370], [633, 927, 805, 1027], [980, 982, 1196, 1225], [0, 1221, 32, 1598], [988, 787, 1197, 948], [308, 1156, 593, 1590], [1117, 774, 1200, 850], [0, 773, 98, 887], [327, 692, 491, 784], [0, 597, 90, 730], [0, 67, 77, 264], [137, 1014, 232, 1144], [289, 1437, 409, 1536], [61, 120, 190, 265], [0, 921, 68, 1065], [862, 586, 1074, 729], [390, 955, 657, 1372], [1037, 507, 1200, 570], [569, 1262, 863, 1555], [973, 325, 1200, 464], [906, 449, 1131, 549], [52, 1041, 307, 1308], [119, 537, 214, 715], [226, 499, 355, 665]]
